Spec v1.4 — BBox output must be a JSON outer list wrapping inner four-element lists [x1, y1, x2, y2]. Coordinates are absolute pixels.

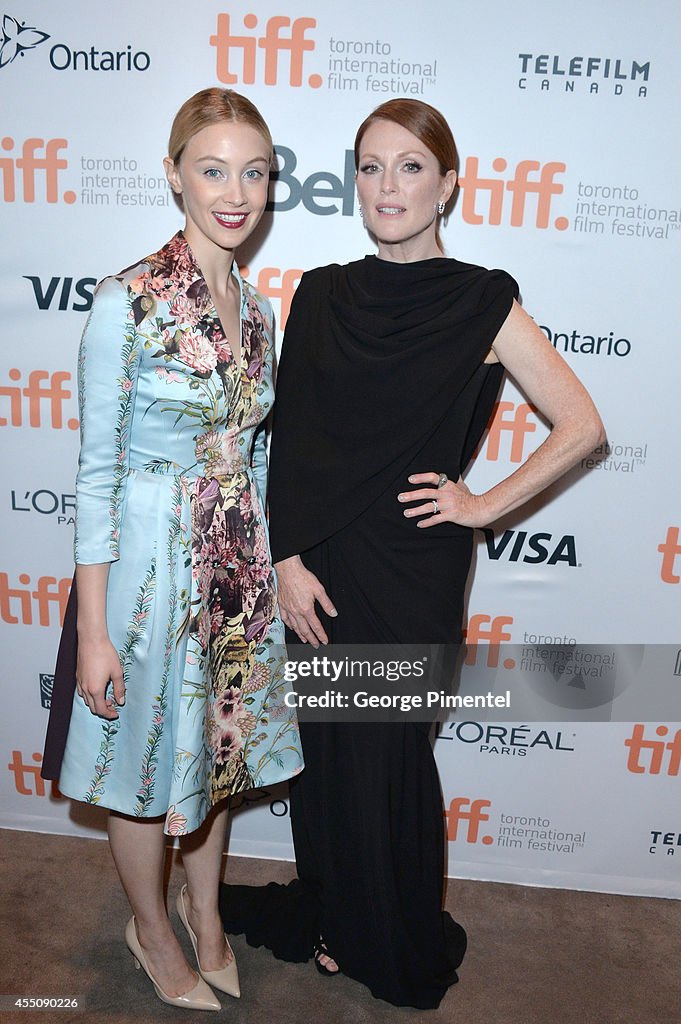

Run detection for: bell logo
[[479, 401, 539, 463], [445, 797, 494, 844], [0, 369, 78, 429], [625, 724, 681, 776], [464, 614, 514, 668], [0, 573, 72, 626], [0, 137, 75, 203], [8, 751, 62, 797], [241, 266, 302, 329], [458, 157, 568, 229], [658, 527, 681, 584], [211, 13, 322, 88]]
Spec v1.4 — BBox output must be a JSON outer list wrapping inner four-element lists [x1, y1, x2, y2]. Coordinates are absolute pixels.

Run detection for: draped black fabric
[[221, 255, 518, 1009], [268, 255, 518, 562]]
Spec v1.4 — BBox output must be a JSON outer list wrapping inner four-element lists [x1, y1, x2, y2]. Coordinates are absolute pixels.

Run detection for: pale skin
[[75, 119, 271, 997], [281, 120, 604, 974], [276, 120, 605, 649]]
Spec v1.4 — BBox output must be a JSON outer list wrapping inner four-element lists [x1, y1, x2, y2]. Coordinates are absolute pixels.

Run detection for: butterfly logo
[[0, 14, 50, 68]]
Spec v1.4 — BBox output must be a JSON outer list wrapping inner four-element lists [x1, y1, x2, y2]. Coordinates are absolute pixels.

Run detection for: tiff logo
[[658, 527, 681, 584], [1, 137, 76, 203], [445, 797, 493, 844], [241, 265, 302, 328], [0, 573, 71, 626], [464, 614, 514, 669], [0, 369, 78, 429], [211, 13, 322, 88], [8, 751, 62, 797], [625, 724, 681, 776], [479, 401, 539, 463], [458, 157, 568, 229]]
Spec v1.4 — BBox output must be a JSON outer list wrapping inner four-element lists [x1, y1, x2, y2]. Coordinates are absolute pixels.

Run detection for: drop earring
[[437, 201, 446, 214], [358, 202, 366, 227]]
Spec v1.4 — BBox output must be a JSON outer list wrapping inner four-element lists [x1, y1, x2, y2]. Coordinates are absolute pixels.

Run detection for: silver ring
[[432, 499, 438, 514], [437, 472, 448, 489]]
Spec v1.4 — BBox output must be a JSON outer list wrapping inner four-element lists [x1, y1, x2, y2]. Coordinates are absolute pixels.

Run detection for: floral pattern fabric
[[59, 233, 303, 835]]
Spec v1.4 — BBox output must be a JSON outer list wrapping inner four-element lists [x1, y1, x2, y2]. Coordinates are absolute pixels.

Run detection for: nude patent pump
[[125, 916, 221, 1011], [176, 884, 241, 998]]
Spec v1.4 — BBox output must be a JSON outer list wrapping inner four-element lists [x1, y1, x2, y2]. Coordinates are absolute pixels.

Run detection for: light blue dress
[[59, 233, 303, 835]]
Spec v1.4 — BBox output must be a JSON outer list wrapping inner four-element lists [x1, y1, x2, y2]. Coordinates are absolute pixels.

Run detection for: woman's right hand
[[76, 637, 125, 719], [275, 555, 337, 648]]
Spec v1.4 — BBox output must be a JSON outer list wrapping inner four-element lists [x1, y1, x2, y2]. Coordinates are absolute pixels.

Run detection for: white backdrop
[[1, 0, 680, 898]]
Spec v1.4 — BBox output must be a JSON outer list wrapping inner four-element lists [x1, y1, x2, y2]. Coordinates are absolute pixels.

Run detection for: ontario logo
[[0, 14, 48, 68], [0, 12, 150, 72]]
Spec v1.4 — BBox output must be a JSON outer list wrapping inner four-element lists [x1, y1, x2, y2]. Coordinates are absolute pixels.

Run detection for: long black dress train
[[220, 255, 518, 1008]]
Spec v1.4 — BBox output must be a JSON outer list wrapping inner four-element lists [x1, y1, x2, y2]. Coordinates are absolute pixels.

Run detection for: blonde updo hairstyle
[[168, 87, 275, 169]]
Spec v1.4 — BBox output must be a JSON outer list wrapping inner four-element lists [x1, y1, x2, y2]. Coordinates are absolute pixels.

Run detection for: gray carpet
[[1, 828, 678, 1024]]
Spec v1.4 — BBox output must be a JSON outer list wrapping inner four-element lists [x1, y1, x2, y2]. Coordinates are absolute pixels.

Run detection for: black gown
[[220, 255, 518, 1009]]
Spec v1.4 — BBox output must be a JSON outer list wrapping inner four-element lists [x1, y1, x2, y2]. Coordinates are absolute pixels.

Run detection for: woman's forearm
[[75, 562, 112, 642], [480, 408, 605, 523]]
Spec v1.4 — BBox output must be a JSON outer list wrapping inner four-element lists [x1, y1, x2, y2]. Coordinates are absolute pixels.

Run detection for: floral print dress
[[58, 233, 303, 835]]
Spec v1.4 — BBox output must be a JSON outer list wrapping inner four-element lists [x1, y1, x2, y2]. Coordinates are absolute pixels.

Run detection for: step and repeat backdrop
[[1, 1, 680, 898]]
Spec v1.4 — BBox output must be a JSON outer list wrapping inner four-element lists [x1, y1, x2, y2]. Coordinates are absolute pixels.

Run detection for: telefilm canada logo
[[516, 51, 650, 97], [648, 830, 681, 857], [0, 13, 151, 72]]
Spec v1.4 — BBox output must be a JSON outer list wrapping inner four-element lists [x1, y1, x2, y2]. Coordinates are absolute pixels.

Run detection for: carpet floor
[[1, 828, 678, 1024]]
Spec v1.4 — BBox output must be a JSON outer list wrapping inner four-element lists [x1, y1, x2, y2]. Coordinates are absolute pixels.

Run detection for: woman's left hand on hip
[[398, 472, 490, 529]]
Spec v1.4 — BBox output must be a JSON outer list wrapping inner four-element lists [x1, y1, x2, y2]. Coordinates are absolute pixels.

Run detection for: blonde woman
[[42, 88, 303, 1011]]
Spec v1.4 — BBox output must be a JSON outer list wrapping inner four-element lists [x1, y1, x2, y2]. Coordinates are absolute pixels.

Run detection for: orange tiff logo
[[8, 751, 62, 798], [1, 137, 76, 204], [0, 574, 71, 627], [625, 724, 681, 776], [458, 157, 568, 229], [211, 13, 322, 88], [658, 527, 681, 584], [0, 369, 79, 430], [478, 400, 540, 463], [445, 797, 494, 844], [240, 266, 302, 329], [464, 614, 514, 669]]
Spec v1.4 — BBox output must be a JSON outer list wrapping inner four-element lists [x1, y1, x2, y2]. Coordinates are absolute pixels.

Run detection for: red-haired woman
[[223, 98, 604, 1009]]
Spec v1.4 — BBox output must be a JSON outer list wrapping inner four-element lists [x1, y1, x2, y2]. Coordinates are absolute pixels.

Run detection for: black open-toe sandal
[[313, 937, 340, 977]]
